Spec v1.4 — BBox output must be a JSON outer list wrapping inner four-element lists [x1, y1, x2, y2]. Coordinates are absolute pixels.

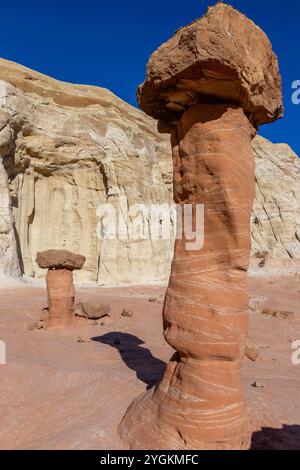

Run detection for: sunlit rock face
[[251, 136, 300, 261], [119, 2, 284, 451], [0, 58, 174, 285], [0, 56, 298, 286], [0, 110, 21, 280]]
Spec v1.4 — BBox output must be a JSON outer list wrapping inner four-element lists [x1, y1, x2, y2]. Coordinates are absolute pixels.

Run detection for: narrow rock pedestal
[[120, 104, 255, 449], [36, 249, 85, 328], [119, 3, 283, 450], [46, 268, 75, 328]]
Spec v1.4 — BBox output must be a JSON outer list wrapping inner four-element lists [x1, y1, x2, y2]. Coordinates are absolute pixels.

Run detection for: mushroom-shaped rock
[[36, 250, 86, 328], [36, 249, 86, 271], [119, 4, 283, 450], [138, 2, 283, 128]]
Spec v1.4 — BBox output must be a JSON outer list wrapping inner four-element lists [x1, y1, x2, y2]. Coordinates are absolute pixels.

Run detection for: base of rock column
[[46, 268, 75, 328], [119, 356, 251, 450]]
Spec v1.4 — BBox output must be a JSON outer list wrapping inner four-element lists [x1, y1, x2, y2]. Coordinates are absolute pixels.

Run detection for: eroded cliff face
[[0, 59, 174, 284], [0, 111, 21, 279], [0, 59, 299, 285], [251, 136, 300, 260]]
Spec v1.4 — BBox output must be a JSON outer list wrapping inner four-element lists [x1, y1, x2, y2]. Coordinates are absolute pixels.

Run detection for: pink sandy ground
[[0, 274, 299, 450]]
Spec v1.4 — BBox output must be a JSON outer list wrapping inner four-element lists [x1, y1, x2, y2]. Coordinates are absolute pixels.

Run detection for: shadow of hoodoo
[[92, 332, 166, 390], [251, 425, 300, 450]]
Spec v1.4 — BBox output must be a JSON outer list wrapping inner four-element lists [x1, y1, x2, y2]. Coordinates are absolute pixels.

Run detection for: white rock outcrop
[[0, 110, 21, 279], [0, 59, 174, 285], [251, 136, 300, 260], [0, 59, 299, 285]]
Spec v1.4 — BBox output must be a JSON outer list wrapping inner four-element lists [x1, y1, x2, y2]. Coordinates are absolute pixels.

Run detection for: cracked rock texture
[[0, 59, 299, 285]]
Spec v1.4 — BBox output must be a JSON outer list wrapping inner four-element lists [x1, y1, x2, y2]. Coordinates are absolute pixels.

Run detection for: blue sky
[[0, 0, 299, 154]]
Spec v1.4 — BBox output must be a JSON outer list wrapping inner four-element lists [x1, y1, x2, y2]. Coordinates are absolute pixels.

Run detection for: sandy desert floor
[[0, 274, 299, 450]]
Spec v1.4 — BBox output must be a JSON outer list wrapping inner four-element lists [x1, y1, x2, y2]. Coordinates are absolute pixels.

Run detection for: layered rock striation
[[119, 3, 283, 450]]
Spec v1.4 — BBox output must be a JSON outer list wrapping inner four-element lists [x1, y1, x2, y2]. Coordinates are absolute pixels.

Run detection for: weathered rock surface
[[36, 249, 85, 270], [0, 111, 21, 279], [251, 136, 300, 260], [120, 104, 257, 449], [0, 58, 173, 285], [0, 56, 298, 286], [138, 2, 283, 127], [120, 3, 282, 451]]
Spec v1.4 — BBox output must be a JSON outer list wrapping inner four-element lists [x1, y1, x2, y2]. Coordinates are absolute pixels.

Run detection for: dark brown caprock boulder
[[119, 3, 283, 450], [36, 249, 86, 328], [36, 249, 85, 271]]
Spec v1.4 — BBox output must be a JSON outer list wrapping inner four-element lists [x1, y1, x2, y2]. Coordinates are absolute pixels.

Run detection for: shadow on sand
[[251, 424, 300, 450], [92, 332, 166, 390], [92, 333, 300, 449]]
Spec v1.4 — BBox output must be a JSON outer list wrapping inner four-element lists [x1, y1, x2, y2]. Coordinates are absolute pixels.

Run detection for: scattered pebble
[[245, 338, 259, 362], [279, 310, 294, 320], [121, 308, 134, 317], [27, 321, 44, 331], [262, 308, 294, 319], [77, 336, 92, 343], [251, 380, 266, 389]]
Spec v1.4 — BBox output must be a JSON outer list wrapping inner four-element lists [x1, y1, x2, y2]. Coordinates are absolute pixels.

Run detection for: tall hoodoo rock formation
[[36, 249, 85, 327], [119, 3, 283, 450]]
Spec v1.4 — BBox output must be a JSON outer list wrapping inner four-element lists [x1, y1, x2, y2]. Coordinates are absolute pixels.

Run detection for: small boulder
[[77, 336, 92, 343], [249, 301, 262, 314], [245, 338, 259, 362], [251, 380, 266, 389], [262, 307, 279, 317], [258, 258, 266, 268], [74, 302, 111, 320], [262, 308, 294, 319], [121, 308, 134, 317]]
